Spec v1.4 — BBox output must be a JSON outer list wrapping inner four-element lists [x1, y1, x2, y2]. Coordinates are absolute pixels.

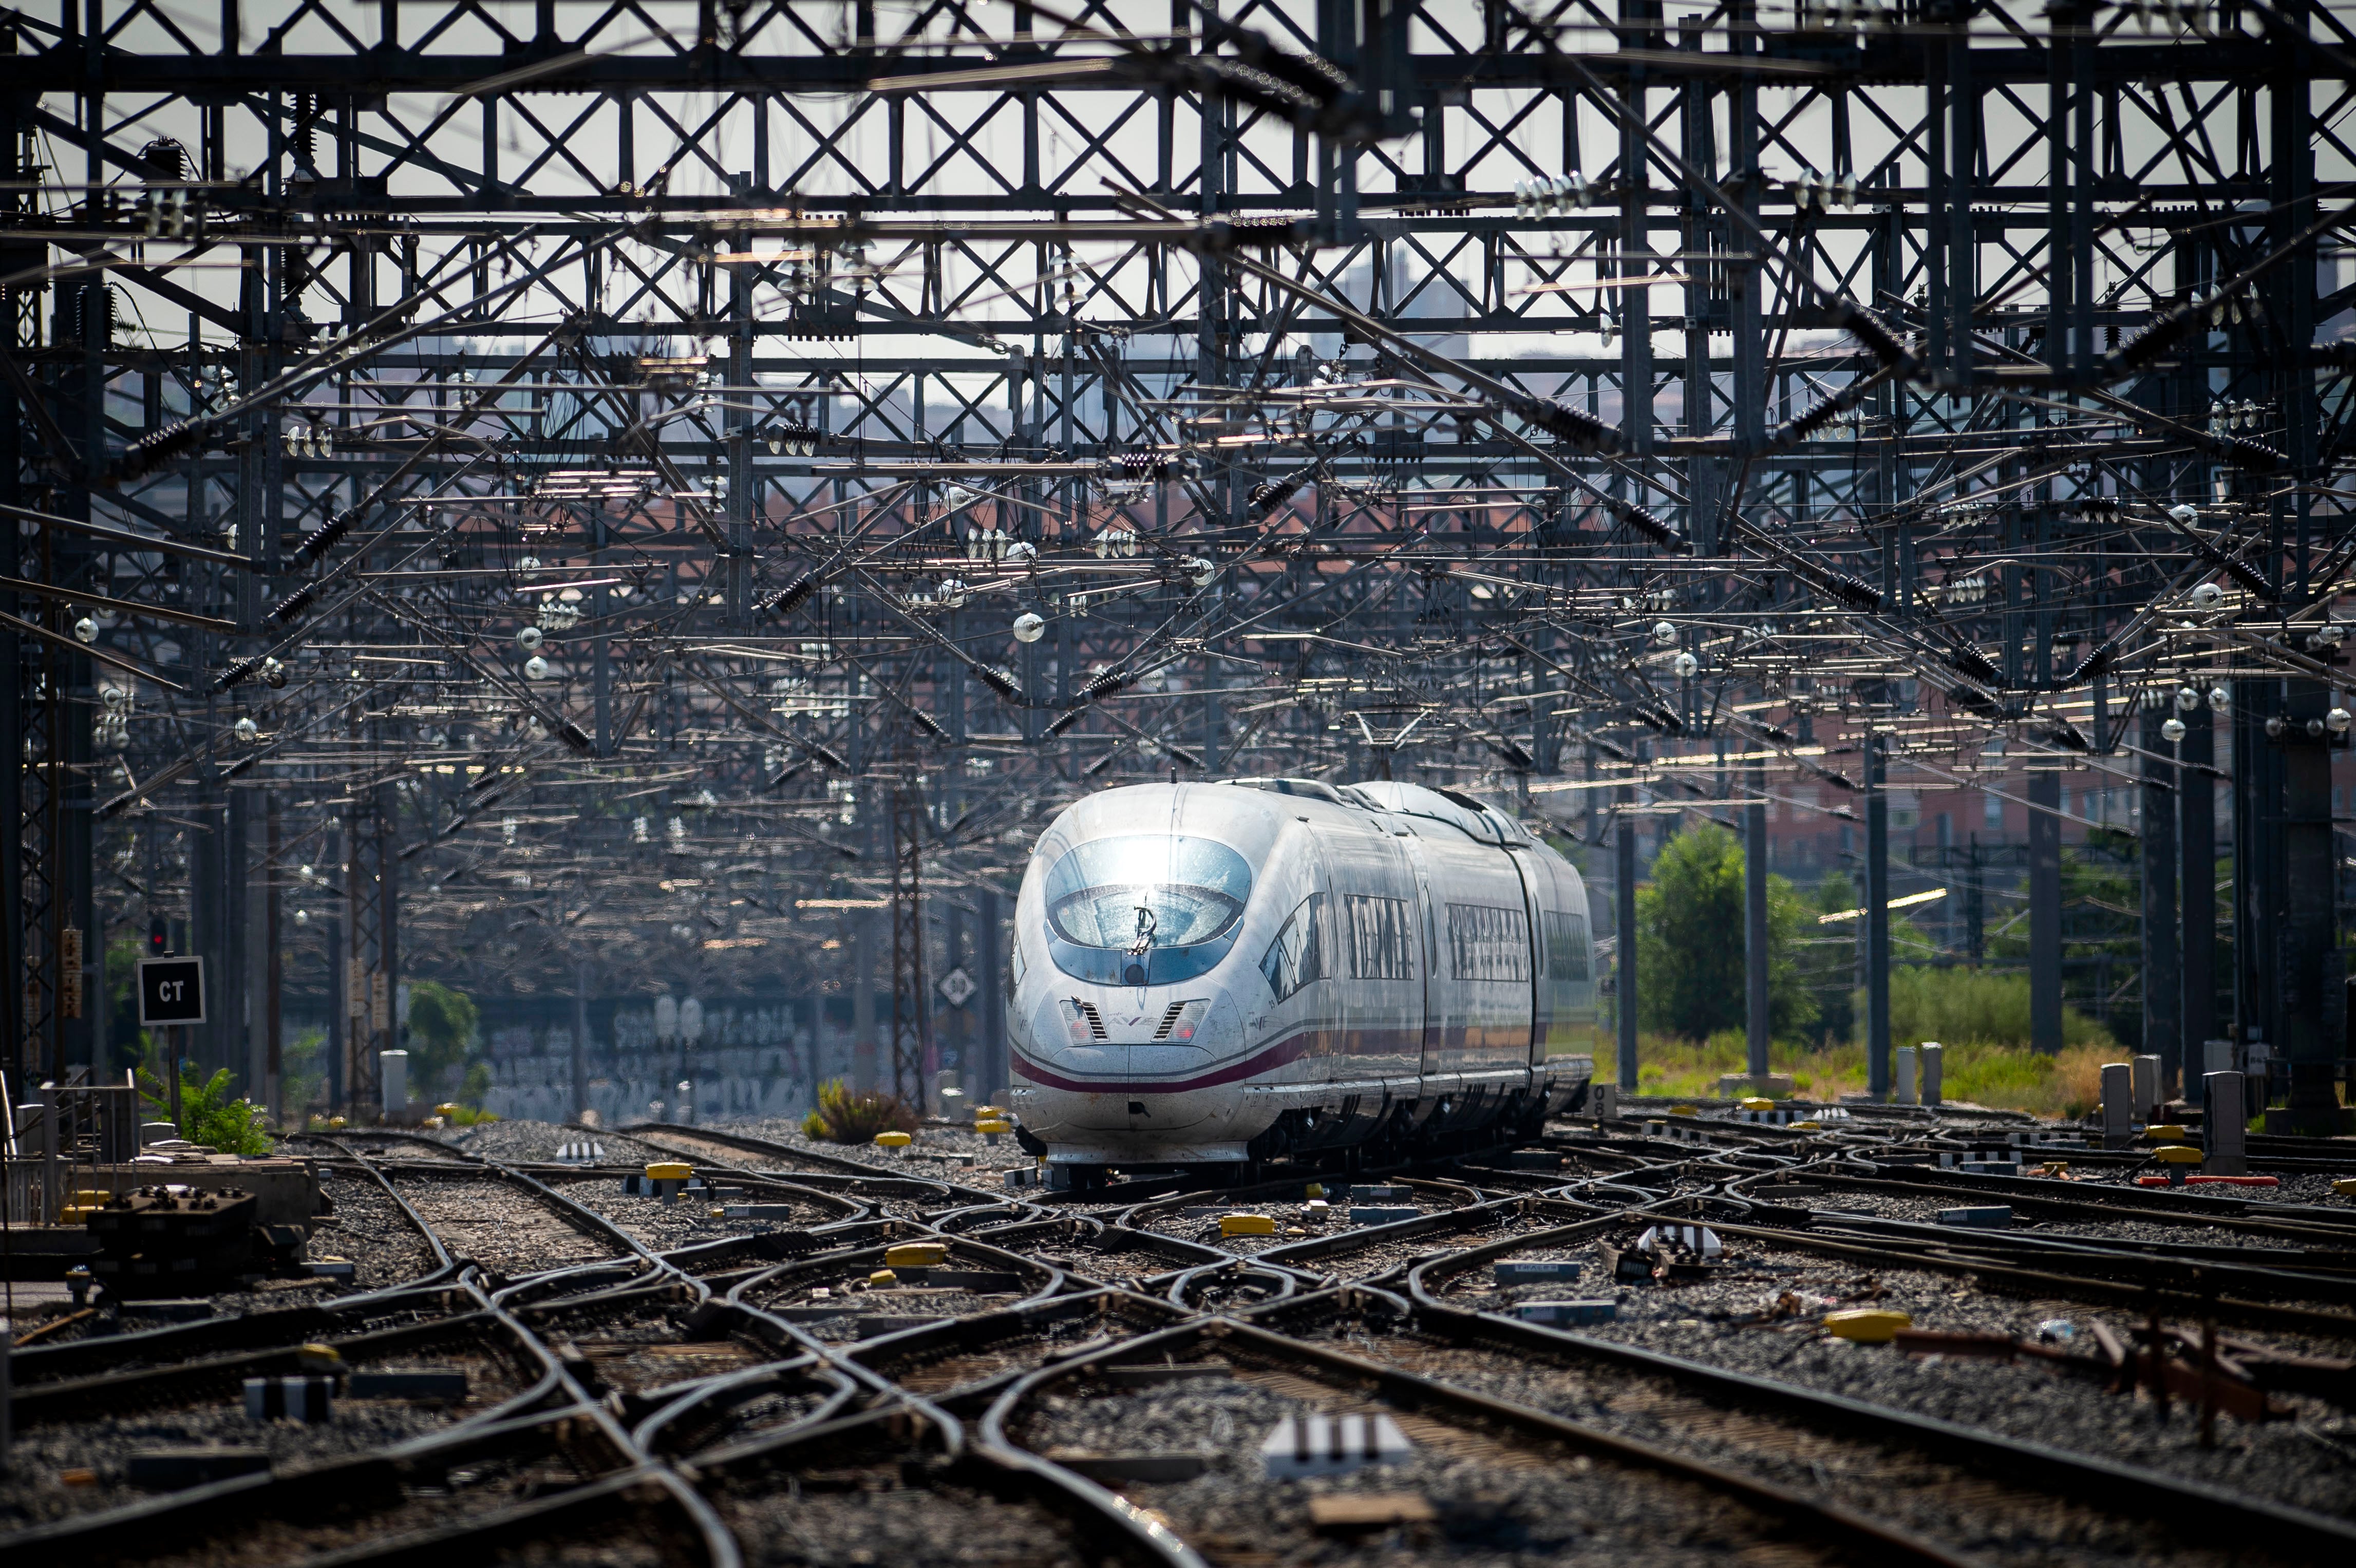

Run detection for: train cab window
[[1543, 911, 1590, 982], [1043, 834, 1254, 985], [1260, 893, 1329, 1001]]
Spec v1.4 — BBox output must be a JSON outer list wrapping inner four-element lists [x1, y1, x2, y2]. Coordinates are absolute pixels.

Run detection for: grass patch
[[1624, 1031, 2117, 1119]]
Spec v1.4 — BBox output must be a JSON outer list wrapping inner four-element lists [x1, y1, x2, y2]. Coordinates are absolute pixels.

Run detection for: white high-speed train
[[1005, 778, 1598, 1181]]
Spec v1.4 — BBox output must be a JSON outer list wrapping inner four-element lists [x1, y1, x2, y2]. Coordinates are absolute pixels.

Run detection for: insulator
[[2064, 637, 2121, 686], [2196, 431, 2285, 473], [766, 419, 822, 456], [1045, 704, 1089, 737], [1110, 451, 1168, 481], [213, 653, 267, 692], [296, 509, 354, 565], [761, 567, 824, 618], [558, 720, 594, 755], [910, 707, 950, 740], [2044, 721, 2090, 752], [224, 751, 260, 780], [1250, 466, 1313, 518], [1804, 565, 1882, 612], [1761, 724, 1796, 744], [269, 581, 321, 622], [2105, 295, 2204, 378], [2216, 555, 2277, 600], [1634, 703, 1685, 736], [1080, 667, 1132, 702], [1610, 498, 1689, 553], [803, 739, 848, 771], [108, 418, 204, 483], [974, 663, 1022, 700], [1516, 397, 1623, 456], [1942, 644, 2002, 686], [1837, 301, 1918, 376], [1770, 393, 1851, 448]]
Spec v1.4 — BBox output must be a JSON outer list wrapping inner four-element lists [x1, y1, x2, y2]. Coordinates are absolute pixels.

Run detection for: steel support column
[[1744, 763, 1770, 1079], [1865, 736, 1891, 1098], [1615, 787, 1637, 1090], [2140, 702, 2181, 1096], [2029, 769, 2063, 1054]]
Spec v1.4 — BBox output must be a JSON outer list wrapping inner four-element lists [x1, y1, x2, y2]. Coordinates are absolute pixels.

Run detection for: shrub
[[802, 1079, 918, 1143], [139, 1067, 274, 1155], [1887, 965, 2117, 1055]]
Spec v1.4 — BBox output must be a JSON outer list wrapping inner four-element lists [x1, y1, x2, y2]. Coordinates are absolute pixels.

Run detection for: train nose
[[1062, 995, 1211, 1048], [1014, 988, 1249, 1136]]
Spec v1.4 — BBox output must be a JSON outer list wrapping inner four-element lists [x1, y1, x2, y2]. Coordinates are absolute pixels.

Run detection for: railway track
[[8, 1112, 2355, 1565]]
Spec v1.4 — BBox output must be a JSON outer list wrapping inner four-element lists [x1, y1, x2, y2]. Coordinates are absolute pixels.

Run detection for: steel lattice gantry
[[0, 0, 2350, 1126]]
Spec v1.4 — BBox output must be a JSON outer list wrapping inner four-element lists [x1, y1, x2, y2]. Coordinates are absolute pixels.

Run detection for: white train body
[[1005, 778, 1599, 1168]]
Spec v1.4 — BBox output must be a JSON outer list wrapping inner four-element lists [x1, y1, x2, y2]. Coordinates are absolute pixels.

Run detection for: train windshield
[[1044, 835, 1252, 955]]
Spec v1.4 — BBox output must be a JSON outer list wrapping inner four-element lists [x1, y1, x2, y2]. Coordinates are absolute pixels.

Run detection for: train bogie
[[1005, 778, 1596, 1171]]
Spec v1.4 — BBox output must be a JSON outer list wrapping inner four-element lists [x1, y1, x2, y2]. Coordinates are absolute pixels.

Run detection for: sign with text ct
[[138, 956, 206, 1026]]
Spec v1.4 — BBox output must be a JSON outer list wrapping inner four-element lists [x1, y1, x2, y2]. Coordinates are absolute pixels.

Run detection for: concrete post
[[1920, 1043, 1943, 1106], [2100, 1062, 2134, 1148], [1895, 1046, 1917, 1106], [2202, 1070, 2247, 1175], [2132, 1053, 2161, 1122]]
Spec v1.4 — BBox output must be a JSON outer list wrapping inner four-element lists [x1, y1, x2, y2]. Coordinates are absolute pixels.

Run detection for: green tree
[[404, 980, 479, 1100], [1792, 872, 1858, 1048], [1634, 823, 1818, 1042]]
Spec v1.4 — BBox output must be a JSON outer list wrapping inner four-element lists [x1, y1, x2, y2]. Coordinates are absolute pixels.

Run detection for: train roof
[[1222, 776, 1532, 847]]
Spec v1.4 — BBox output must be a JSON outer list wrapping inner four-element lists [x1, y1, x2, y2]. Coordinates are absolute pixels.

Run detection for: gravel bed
[[548, 1172, 833, 1251], [451, 1122, 672, 1166], [877, 1312, 1157, 1399], [1431, 1225, 2356, 1521], [379, 1169, 631, 1278], [310, 1164, 447, 1288], [1010, 1353, 1847, 1567], [714, 1455, 1093, 1568], [0, 1390, 464, 1533], [1279, 1206, 1610, 1285], [1144, 1187, 1452, 1258], [1323, 1326, 2290, 1568], [128, 1455, 666, 1568], [1789, 1184, 2316, 1251], [744, 1269, 1031, 1345], [2063, 1168, 2356, 1210], [722, 1116, 1038, 1184]]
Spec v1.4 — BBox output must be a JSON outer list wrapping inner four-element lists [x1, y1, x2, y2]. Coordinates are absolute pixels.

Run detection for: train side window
[[1448, 903, 1532, 981], [1260, 893, 1330, 1002], [1341, 894, 1416, 980], [1543, 911, 1590, 982]]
